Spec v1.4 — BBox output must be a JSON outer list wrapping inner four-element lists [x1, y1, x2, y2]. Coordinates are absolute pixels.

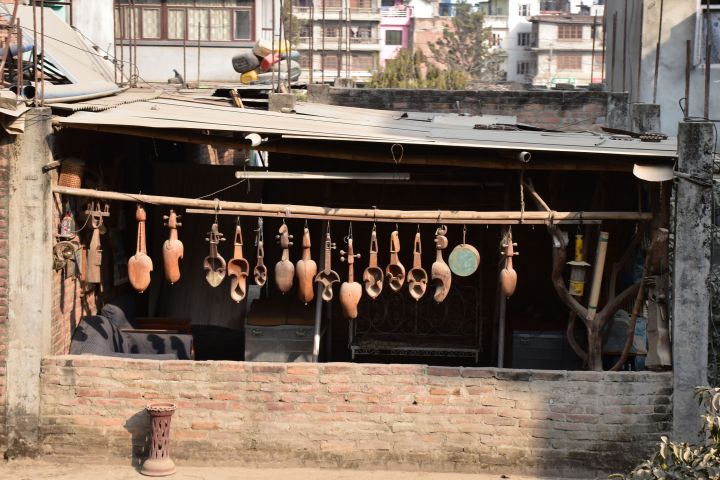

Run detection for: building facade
[[529, 13, 603, 87], [294, 0, 382, 83], [604, 0, 720, 138], [113, 0, 273, 83]]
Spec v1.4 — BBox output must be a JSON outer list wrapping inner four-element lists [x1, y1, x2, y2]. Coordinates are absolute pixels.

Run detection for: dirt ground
[[0, 460, 599, 480]]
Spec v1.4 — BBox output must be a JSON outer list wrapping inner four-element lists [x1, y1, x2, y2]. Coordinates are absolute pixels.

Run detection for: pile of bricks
[[40, 356, 671, 475]]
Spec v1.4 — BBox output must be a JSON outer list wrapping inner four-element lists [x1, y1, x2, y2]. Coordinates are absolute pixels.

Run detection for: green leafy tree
[[428, 2, 505, 84], [368, 49, 467, 89]]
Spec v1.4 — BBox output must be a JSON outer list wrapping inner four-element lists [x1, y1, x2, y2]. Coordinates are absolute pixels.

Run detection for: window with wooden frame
[[385, 30, 402, 46], [115, 0, 255, 43], [517, 32, 530, 46], [322, 54, 339, 70], [319, 0, 342, 10], [352, 53, 374, 71], [516, 61, 530, 75], [557, 23, 583, 40], [695, 0, 720, 65], [299, 51, 312, 68], [299, 24, 313, 38], [350, 0, 372, 9], [556, 54, 582, 70]]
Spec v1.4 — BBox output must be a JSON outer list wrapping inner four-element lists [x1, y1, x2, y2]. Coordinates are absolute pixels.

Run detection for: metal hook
[[213, 198, 220, 224], [371, 206, 377, 228], [344, 222, 353, 243], [236, 216, 241, 226], [463, 225, 467, 245], [417, 224, 420, 234], [304, 218, 308, 229]]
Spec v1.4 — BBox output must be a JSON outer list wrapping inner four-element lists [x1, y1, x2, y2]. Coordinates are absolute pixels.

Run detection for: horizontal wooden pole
[[185, 208, 602, 224], [53, 185, 652, 223]]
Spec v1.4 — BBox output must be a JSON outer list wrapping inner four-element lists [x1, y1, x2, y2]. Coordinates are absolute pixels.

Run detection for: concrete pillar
[[307, 84, 330, 104], [605, 92, 630, 130], [5, 108, 53, 457], [629, 103, 661, 133], [672, 121, 714, 442], [268, 93, 296, 113]]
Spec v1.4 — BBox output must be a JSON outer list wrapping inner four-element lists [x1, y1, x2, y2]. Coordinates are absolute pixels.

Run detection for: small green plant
[[610, 387, 720, 479]]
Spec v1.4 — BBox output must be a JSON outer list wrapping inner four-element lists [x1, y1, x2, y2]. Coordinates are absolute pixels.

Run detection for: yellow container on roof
[[253, 38, 292, 57], [241, 70, 258, 84]]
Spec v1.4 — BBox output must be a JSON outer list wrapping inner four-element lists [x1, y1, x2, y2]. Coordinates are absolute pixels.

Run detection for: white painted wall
[[504, 0, 536, 83], [72, 0, 114, 54], [606, 0, 720, 138], [119, 45, 249, 83], [408, 0, 434, 19]]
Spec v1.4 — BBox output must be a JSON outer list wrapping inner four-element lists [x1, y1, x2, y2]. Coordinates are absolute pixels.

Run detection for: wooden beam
[[53, 185, 653, 223]]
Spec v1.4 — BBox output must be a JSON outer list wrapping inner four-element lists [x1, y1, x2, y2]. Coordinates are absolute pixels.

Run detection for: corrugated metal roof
[[56, 97, 677, 159], [51, 89, 164, 112]]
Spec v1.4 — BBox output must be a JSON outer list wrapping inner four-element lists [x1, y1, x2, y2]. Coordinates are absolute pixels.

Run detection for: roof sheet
[[56, 97, 677, 159]]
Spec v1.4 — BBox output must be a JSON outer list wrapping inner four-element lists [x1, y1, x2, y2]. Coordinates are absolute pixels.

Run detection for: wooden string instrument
[[162, 209, 184, 284], [275, 223, 295, 294], [254, 219, 267, 287], [385, 230, 405, 292], [407, 232, 428, 301], [203, 221, 226, 287], [314, 231, 340, 301], [128, 204, 153, 293], [362, 228, 384, 299], [228, 223, 250, 302], [500, 230, 518, 298], [85, 202, 109, 285], [339, 238, 362, 319], [431, 225, 451, 303], [295, 228, 317, 304]]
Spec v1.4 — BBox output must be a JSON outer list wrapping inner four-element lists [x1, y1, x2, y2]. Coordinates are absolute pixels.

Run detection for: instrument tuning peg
[[176, 215, 182, 220], [330, 242, 337, 250], [176, 222, 182, 227], [512, 242, 518, 247], [163, 215, 169, 221]]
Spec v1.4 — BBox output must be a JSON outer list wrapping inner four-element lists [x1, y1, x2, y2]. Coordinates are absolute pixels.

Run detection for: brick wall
[[50, 194, 96, 356], [40, 357, 671, 475], [413, 18, 452, 62], [308, 87, 628, 131], [0, 136, 10, 450]]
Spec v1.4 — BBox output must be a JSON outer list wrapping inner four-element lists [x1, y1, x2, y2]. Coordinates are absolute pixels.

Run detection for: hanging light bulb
[[567, 234, 591, 298]]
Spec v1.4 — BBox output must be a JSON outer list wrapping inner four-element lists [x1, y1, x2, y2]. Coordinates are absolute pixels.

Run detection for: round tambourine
[[448, 243, 481, 277]]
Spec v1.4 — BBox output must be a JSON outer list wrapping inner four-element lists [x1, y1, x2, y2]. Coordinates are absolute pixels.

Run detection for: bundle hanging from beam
[[52, 185, 652, 224]]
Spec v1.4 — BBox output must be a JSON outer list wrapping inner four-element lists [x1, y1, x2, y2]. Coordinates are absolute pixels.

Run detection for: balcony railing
[[298, 36, 380, 45], [380, 7, 411, 18], [292, 4, 378, 14]]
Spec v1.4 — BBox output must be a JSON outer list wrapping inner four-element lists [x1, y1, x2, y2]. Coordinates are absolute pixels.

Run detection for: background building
[[529, 13, 603, 87], [295, 0, 382, 83]]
